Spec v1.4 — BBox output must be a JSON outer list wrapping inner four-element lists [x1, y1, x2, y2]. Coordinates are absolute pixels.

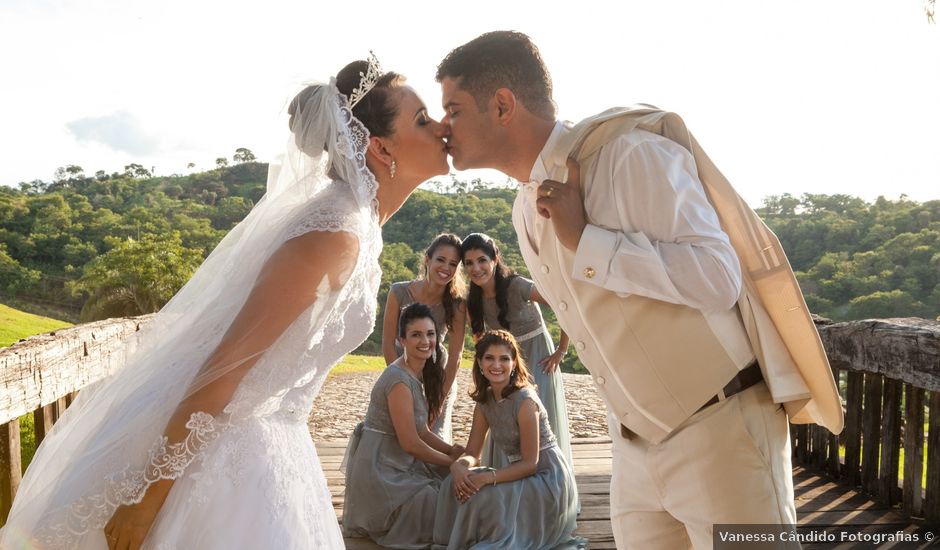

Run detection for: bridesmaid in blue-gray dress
[[344, 304, 463, 548], [432, 330, 584, 550], [383, 233, 466, 443], [461, 232, 573, 469]]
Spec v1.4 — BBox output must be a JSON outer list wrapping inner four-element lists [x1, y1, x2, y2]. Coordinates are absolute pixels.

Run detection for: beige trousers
[[608, 382, 796, 549]]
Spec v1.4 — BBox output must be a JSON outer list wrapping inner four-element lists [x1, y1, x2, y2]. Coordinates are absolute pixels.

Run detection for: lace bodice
[[228, 183, 382, 422], [363, 364, 428, 434], [480, 386, 556, 462]]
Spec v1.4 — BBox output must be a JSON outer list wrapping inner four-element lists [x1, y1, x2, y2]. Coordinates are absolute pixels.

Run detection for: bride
[[0, 54, 450, 550]]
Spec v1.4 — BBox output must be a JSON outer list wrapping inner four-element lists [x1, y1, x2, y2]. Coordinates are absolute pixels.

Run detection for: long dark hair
[[398, 303, 446, 421], [469, 330, 532, 403], [461, 232, 516, 337], [421, 233, 465, 331]]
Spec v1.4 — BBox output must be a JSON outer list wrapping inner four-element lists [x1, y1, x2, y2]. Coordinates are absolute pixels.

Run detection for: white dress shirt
[[517, 121, 755, 369]]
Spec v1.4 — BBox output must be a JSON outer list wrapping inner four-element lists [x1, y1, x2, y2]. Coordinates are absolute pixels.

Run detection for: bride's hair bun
[[286, 60, 404, 157], [335, 60, 404, 138]]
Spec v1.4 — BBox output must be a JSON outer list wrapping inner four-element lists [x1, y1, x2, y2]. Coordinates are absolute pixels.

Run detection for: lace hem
[[38, 412, 225, 549]]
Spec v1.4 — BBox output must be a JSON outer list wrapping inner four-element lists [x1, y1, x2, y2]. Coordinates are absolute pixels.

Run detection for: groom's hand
[[537, 159, 586, 252]]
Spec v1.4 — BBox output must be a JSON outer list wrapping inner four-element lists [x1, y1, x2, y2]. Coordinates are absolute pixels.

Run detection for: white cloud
[[66, 111, 161, 156]]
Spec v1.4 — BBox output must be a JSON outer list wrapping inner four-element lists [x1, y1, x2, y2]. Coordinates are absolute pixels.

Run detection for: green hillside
[[0, 303, 72, 347]]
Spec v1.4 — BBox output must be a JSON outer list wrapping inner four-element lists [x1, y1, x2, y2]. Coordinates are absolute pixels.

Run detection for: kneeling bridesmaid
[[343, 303, 463, 548], [433, 330, 584, 550]]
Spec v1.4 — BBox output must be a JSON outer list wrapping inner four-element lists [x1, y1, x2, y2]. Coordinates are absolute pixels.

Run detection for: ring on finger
[[545, 187, 554, 198]]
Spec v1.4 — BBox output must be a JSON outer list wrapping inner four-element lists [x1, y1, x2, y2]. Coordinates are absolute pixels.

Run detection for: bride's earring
[[432, 346, 438, 364], [389, 159, 397, 179]]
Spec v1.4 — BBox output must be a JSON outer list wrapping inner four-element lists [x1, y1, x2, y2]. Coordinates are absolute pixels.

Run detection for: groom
[[437, 31, 842, 549]]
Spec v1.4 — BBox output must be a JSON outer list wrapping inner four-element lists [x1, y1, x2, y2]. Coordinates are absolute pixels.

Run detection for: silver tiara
[[346, 51, 383, 110]]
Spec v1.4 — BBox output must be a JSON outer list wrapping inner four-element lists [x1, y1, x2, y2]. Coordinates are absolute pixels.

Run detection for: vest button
[[540, 265, 550, 274], [576, 341, 586, 352], [595, 376, 606, 385], [583, 267, 596, 279], [559, 301, 568, 311]]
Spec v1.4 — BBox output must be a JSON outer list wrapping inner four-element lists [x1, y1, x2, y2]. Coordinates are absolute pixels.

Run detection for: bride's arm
[[103, 229, 359, 550]]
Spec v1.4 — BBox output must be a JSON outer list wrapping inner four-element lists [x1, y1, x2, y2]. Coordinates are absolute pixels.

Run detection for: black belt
[[696, 360, 763, 413], [619, 361, 763, 440]]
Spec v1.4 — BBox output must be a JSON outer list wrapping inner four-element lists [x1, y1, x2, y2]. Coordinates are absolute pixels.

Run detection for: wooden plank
[[793, 467, 902, 515], [925, 390, 940, 523], [572, 519, 614, 541], [903, 385, 925, 517], [861, 373, 883, 495], [322, 437, 923, 549], [0, 316, 150, 424], [878, 378, 902, 506], [843, 371, 864, 487], [794, 424, 808, 463], [827, 367, 842, 479], [798, 508, 915, 526], [815, 318, 940, 392], [0, 419, 22, 523], [812, 424, 828, 470], [33, 403, 55, 445], [54, 397, 68, 422]]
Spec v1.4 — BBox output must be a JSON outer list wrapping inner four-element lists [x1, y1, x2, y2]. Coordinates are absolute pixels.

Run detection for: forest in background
[[1, 158, 937, 372]]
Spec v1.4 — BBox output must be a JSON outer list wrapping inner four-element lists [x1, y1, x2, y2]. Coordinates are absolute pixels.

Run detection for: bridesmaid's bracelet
[[490, 471, 498, 486]]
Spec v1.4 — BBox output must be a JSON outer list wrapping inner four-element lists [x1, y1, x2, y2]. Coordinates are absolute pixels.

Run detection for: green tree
[[0, 243, 41, 292], [69, 232, 203, 321], [123, 164, 152, 179], [847, 290, 928, 320], [233, 147, 257, 164]]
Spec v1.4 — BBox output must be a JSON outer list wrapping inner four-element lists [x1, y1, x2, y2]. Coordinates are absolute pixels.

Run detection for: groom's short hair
[[436, 30, 556, 121]]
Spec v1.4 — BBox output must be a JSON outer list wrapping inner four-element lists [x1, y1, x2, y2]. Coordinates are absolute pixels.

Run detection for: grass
[[329, 354, 474, 376], [19, 414, 36, 470], [0, 303, 72, 348], [0, 303, 70, 469], [329, 354, 388, 376]]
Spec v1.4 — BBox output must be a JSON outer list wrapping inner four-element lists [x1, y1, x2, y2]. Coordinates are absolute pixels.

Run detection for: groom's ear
[[367, 136, 394, 167], [493, 88, 516, 126]]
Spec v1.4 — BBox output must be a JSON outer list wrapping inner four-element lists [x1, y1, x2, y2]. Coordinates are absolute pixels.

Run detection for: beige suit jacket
[[533, 106, 843, 436]]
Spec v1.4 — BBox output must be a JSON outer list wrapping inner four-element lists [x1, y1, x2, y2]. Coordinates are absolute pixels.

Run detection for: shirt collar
[[526, 120, 568, 187]]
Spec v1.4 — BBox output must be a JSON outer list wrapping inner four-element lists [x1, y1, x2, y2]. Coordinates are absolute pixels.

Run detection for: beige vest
[[515, 106, 844, 443]]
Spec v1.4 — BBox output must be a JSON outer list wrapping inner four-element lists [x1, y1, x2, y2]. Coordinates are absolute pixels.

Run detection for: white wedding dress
[[139, 185, 381, 549], [1, 83, 381, 550]]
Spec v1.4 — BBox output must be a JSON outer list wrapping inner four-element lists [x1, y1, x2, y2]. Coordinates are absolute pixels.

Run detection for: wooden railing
[[0, 315, 153, 521], [0, 315, 937, 524], [794, 317, 940, 523]]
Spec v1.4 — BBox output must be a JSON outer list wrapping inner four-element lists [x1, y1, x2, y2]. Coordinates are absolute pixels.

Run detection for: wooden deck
[[320, 437, 932, 550]]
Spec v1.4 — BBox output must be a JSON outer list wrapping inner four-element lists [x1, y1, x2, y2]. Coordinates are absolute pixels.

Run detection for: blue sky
[[1, 0, 938, 207]]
